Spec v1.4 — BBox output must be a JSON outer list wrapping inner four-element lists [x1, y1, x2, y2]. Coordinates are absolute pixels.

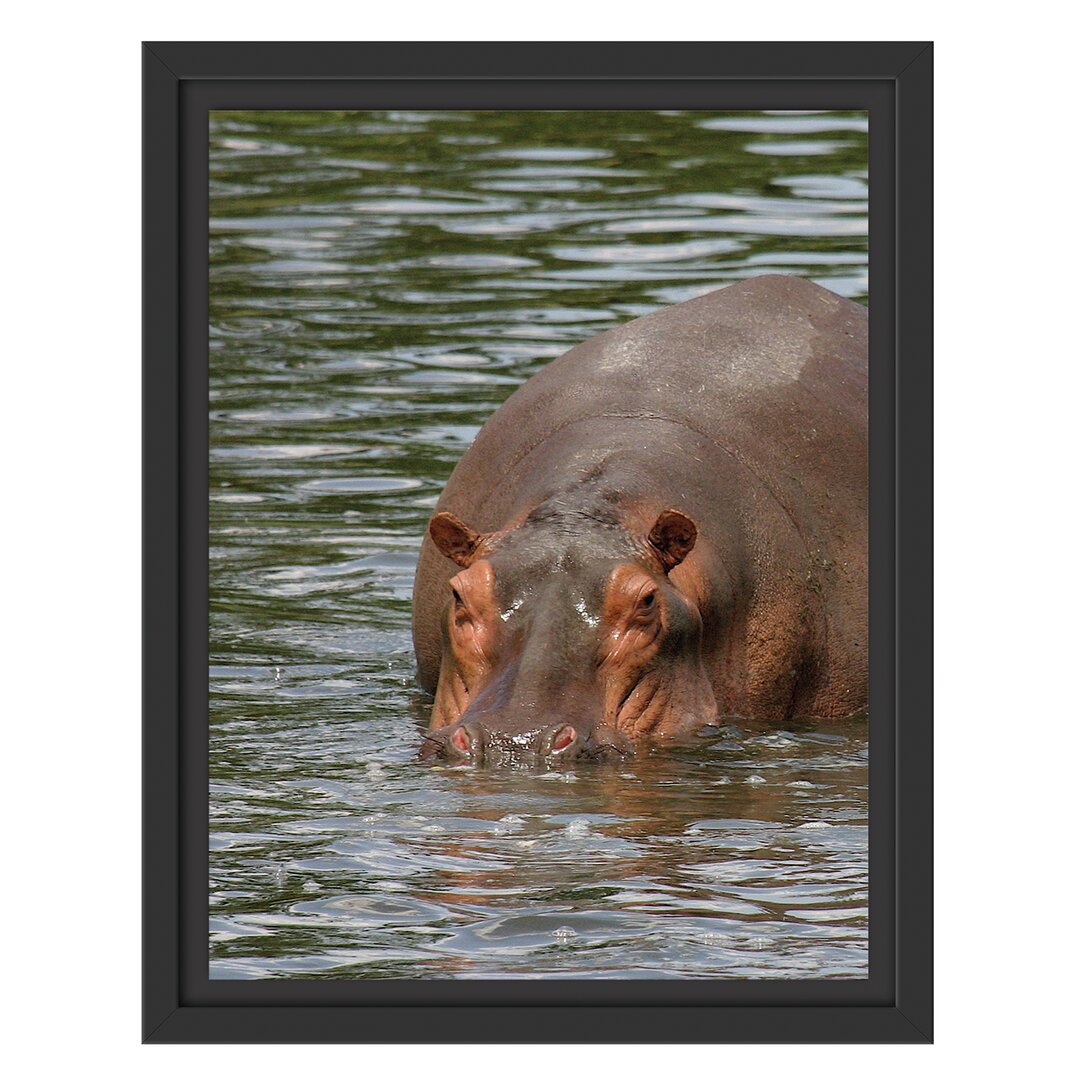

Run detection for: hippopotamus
[[411, 275, 867, 763]]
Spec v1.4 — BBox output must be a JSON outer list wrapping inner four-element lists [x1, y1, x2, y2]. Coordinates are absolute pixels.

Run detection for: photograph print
[[208, 108, 869, 981]]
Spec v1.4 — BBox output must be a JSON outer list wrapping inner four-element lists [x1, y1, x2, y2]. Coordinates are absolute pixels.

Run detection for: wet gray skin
[[421, 493, 707, 765]]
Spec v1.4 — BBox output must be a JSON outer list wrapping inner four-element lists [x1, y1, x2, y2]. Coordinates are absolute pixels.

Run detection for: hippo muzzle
[[421, 715, 630, 765]]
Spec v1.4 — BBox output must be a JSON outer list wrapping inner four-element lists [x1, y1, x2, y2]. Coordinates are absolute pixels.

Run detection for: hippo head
[[421, 495, 717, 764]]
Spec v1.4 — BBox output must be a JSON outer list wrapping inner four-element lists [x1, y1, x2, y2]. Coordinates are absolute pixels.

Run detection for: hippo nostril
[[451, 726, 473, 755], [550, 724, 577, 753]]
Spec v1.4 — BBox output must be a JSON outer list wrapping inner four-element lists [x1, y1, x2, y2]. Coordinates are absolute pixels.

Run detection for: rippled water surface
[[209, 109, 869, 979]]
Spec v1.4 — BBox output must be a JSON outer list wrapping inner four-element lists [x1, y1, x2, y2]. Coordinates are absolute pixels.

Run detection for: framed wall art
[[143, 40, 932, 1043]]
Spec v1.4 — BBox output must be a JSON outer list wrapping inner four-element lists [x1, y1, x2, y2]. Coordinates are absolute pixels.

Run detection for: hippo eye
[[451, 587, 464, 607], [632, 591, 658, 622]]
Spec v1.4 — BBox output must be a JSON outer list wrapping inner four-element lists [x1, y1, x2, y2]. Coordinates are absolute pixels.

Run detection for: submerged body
[[412, 275, 867, 762]]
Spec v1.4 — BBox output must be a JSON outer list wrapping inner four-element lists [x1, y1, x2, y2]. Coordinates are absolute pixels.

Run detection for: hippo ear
[[429, 511, 487, 568], [648, 509, 697, 571]]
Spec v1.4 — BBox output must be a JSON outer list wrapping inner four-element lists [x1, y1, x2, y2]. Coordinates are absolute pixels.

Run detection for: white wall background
[[5, 4, 1075, 1074]]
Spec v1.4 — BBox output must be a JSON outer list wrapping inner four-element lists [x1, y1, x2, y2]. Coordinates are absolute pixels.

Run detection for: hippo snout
[[421, 718, 588, 764], [421, 717, 633, 764]]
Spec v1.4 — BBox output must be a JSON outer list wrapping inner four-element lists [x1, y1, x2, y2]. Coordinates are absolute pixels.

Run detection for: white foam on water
[[493, 814, 526, 836]]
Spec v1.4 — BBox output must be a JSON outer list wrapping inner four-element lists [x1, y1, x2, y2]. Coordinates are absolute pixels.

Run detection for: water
[[209, 109, 869, 980]]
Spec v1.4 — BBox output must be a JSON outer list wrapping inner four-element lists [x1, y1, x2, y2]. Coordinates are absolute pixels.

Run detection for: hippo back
[[412, 275, 867, 697]]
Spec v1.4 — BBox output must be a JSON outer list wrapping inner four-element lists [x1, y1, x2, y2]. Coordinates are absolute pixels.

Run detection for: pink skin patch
[[451, 727, 472, 754], [552, 725, 576, 752]]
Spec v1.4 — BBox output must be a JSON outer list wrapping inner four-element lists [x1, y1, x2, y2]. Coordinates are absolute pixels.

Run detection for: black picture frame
[[143, 40, 932, 1044]]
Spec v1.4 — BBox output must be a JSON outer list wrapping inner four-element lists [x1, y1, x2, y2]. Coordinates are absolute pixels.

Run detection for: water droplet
[[552, 926, 577, 941]]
